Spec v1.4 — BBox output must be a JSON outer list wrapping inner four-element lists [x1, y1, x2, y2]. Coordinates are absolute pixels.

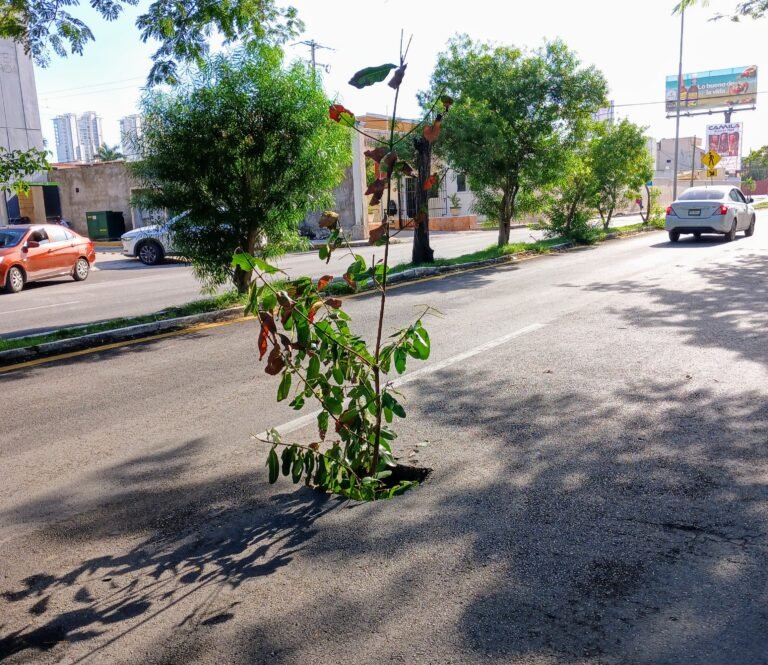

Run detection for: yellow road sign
[[702, 151, 721, 169], [707, 168, 717, 177]]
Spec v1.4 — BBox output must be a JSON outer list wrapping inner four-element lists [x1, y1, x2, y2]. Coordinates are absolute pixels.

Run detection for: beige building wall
[[53, 161, 134, 236]]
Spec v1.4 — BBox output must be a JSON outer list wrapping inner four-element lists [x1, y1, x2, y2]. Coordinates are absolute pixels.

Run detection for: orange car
[[0, 224, 96, 293]]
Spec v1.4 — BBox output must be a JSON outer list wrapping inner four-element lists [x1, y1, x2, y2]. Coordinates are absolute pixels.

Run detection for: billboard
[[706, 122, 743, 171], [665, 65, 758, 114]]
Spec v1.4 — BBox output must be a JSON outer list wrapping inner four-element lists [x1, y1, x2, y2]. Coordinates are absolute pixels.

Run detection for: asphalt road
[[2, 212, 768, 663], [0, 227, 545, 338]]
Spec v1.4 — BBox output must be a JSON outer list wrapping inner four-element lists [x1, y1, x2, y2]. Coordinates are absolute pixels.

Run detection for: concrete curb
[[0, 306, 245, 367], [0, 226, 662, 367]]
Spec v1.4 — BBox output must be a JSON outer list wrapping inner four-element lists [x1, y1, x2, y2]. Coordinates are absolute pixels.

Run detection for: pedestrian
[[635, 197, 643, 211]]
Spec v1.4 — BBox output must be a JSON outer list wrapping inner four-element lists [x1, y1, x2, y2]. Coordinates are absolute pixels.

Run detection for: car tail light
[[718, 204, 728, 215], [666, 206, 675, 216]]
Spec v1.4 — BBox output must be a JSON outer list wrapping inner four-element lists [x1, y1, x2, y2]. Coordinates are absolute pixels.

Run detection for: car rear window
[[679, 188, 725, 201], [0, 228, 26, 248]]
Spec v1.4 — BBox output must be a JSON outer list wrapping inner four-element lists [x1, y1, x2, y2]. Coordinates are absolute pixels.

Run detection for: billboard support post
[[672, 7, 685, 202]]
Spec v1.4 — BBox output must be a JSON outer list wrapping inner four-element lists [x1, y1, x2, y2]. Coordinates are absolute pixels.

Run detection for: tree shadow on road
[[0, 437, 341, 662], [582, 251, 768, 368]]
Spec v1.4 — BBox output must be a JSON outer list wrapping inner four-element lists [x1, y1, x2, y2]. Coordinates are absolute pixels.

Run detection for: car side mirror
[[747, 196, 754, 203], [24, 240, 40, 250]]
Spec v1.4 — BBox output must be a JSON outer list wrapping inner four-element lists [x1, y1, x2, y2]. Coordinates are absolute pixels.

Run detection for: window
[[456, 173, 467, 192], [47, 226, 69, 242], [679, 188, 727, 201], [732, 189, 747, 203]]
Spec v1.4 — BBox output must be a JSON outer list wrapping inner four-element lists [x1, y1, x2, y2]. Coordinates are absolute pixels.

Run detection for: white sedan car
[[120, 213, 187, 265], [665, 186, 756, 243]]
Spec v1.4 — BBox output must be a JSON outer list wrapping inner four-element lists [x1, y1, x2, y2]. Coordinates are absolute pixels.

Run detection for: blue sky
[[33, 0, 768, 160]]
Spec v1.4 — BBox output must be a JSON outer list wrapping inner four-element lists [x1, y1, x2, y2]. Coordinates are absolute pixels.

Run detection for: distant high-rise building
[[53, 111, 103, 163], [78, 111, 103, 162], [119, 114, 142, 161], [52, 113, 82, 163]]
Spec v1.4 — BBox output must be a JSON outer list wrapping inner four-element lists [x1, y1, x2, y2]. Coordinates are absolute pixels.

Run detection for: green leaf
[[394, 347, 407, 374], [349, 64, 397, 89], [277, 372, 292, 402], [232, 251, 278, 274], [307, 355, 321, 382], [332, 367, 344, 384], [319, 245, 329, 261], [326, 397, 343, 416], [318, 411, 329, 440], [281, 446, 292, 476], [293, 311, 311, 349], [267, 447, 279, 483], [291, 452, 304, 483]]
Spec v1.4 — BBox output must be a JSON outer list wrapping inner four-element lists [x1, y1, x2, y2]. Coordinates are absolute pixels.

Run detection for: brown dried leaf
[[423, 120, 441, 144], [265, 346, 285, 375], [388, 64, 407, 89], [364, 147, 388, 163], [325, 298, 343, 309], [318, 275, 333, 290]]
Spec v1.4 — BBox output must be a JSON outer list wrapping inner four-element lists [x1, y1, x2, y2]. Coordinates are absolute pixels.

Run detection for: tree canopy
[[743, 145, 768, 180], [132, 44, 351, 292], [0, 0, 302, 84], [589, 119, 654, 228], [674, 0, 767, 20], [95, 144, 124, 162], [0, 146, 48, 195], [427, 36, 607, 246]]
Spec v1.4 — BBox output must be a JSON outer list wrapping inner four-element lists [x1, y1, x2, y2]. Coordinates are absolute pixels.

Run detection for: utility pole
[[295, 40, 334, 79], [672, 6, 685, 202]]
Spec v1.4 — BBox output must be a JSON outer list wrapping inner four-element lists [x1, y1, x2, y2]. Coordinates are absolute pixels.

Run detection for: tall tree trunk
[[497, 185, 517, 246], [412, 136, 434, 264], [498, 191, 510, 246], [233, 228, 257, 293]]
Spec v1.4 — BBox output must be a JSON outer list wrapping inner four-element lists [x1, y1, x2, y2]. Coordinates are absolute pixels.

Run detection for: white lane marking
[[255, 322, 545, 440], [1, 300, 80, 315]]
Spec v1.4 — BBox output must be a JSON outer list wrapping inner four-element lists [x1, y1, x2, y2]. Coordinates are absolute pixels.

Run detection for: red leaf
[[308, 300, 323, 323], [369, 192, 383, 206], [265, 346, 285, 375], [280, 303, 294, 326], [325, 298, 342, 309], [329, 104, 355, 127], [380, 151, 397, 175], [423, 120, 441, 144], [343, 274, 357, 290], [365, 178, 387, 197], [318, 275, 333, 290], [260, 312, 277, 335], [423, 174, 437, 191], [258, 325, 269, 360], [388, 64, 407, 89], [364, 147, 388, 163]]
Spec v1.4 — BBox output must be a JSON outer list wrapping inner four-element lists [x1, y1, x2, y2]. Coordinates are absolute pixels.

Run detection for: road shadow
[[581, 251, 768, 368], [0, 437, 340, 662]]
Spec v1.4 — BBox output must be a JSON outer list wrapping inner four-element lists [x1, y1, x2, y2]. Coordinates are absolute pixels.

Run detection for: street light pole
[[672, 7, 685, 201]]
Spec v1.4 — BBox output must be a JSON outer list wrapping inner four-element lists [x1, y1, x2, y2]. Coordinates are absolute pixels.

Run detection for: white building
[[52, 113, 82, 163], [119, 114, 142, 161], [52, 111, 103, 163], [78, 111, 103, 162]]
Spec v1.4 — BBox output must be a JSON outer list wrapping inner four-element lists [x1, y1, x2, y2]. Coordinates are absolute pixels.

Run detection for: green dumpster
[[86, 210, 126, 240]]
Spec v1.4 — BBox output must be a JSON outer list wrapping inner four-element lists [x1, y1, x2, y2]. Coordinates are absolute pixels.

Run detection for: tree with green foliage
[[589, 120, 654, 230], [132, 44, 351, 292], [94, 144, 124, 162], [545, 144, 599, 244], [0, 0, 302, 85], [742, 146, 768, 181], [674, 0, 767, 20], [427, 36, 608, 247], [0, 146, 48, 195]]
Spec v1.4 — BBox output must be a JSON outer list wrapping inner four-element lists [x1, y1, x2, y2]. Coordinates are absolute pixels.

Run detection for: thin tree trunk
[[233, 229, 257, 293], [412, 135, 434, 264]]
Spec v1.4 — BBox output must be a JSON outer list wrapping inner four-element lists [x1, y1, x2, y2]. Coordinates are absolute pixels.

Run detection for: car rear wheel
[[73, 257, 90, 281], [138, 240, 164, 265], [745, 216, 756, 237], [3, 266, 24, 293], [668, 231, 680, 243], [725, 220, 737, 242]]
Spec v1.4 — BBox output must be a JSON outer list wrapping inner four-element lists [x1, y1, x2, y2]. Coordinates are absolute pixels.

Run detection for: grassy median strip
[[754, 201, 768, 210], [0, 290, 248, 353]]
